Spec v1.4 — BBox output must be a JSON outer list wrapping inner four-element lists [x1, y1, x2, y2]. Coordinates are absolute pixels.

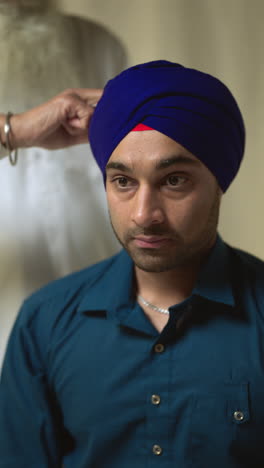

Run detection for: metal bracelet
[[4, 112, 18, 166]]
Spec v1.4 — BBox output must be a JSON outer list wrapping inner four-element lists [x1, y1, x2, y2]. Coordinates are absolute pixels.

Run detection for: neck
[[135, 265, 198, 308]]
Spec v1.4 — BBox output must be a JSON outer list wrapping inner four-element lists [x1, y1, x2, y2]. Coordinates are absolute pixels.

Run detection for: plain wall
[[54, 0, 264, 259]]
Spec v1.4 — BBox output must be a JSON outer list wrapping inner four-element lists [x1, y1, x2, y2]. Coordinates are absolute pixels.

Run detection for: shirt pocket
[[189, 382, 250, 468]]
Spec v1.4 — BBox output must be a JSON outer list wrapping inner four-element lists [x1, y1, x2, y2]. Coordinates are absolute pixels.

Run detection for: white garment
[[0, 145, 120, 290], [0, 9, 126, 363]]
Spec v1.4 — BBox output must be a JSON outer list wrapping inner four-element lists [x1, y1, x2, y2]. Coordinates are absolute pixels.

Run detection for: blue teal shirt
[[1, 236, 264, 468]]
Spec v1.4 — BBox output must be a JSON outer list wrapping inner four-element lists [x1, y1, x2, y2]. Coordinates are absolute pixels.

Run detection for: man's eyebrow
[[156, 155, 201, 169], [106, 155, 201, 173], [106, 161, 132, 173]]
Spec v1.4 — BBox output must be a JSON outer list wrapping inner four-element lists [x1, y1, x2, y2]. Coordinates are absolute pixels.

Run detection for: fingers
[[62, 89, 102, 136], [63, 120, 88, 136], [65, 88, 103, 98], [60, 88, 103, 109], [11, 88, 103, 150], [65, 106, 94, 133]]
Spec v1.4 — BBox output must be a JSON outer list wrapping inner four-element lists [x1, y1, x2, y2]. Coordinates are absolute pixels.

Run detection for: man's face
[[106, 130, 222, 273]]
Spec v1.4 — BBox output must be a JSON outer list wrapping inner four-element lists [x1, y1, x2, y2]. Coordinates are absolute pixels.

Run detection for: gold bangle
[[4, 112, 18, 166]]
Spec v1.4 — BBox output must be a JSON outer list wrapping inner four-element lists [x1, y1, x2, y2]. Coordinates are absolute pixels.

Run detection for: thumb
[[64, 107, 95, 134]]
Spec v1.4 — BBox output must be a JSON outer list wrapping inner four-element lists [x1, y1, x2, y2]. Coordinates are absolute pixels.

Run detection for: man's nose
[[131, 186, 165, 227]]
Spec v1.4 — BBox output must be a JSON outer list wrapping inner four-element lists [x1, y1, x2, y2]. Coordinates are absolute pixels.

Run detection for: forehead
[[107, 129, 202, 167]]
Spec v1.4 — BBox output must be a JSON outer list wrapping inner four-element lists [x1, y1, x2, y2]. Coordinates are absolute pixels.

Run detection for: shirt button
[[151, 394, 161, 405], [152, 444, 163, 455], [154, 343, 165, 353], [233, 410, 244, 421]]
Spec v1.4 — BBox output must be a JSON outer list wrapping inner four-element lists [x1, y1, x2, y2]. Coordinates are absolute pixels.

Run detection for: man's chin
[[134, 262, 175, 273], [127, 248, 182, 273]]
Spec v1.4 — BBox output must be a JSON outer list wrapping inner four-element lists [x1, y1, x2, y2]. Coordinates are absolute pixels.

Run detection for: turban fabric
[[89, 60, 245, 192]]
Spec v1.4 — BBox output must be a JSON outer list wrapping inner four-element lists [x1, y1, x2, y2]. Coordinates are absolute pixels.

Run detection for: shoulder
[[227, 243, 264, 305], [24, 252, 121, 310], [16, 252, 121, 333], [229, 244, 264, 274], [5, 251, 124, 366], [11, 252, 122, 356]]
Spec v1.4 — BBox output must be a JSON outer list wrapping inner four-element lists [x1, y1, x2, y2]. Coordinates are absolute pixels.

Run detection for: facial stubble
[[109, 187, 221, 273]]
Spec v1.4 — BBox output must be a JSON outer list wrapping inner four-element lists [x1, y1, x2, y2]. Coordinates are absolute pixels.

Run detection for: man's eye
[[115, 177, 129, 187], [166, 175, 186, 186]]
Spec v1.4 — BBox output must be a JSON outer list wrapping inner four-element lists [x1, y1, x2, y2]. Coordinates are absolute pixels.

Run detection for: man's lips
[[133, 236, 172, 249]]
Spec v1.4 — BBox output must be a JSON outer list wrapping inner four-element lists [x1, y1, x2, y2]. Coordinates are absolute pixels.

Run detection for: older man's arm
[[0, 88, 102, 156]]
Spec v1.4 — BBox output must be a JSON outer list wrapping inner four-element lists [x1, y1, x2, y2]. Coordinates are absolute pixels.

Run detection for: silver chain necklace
[[137, 294, 170, 315]]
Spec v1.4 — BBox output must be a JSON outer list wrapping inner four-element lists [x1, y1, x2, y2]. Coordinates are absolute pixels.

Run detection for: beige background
[[55, 0, 264, 259]]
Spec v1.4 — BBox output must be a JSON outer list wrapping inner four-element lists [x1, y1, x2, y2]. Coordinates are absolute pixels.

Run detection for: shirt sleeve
[[0, 301, 63, 468]]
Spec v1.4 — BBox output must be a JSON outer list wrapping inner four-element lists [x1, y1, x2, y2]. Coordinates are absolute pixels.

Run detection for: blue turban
[[89, 60, 245, 192]]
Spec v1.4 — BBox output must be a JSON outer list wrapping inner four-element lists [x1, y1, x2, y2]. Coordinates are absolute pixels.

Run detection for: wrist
[[0, 113, 19, 165], [0, 113, 19, 149], [6, 113, 19, 150]]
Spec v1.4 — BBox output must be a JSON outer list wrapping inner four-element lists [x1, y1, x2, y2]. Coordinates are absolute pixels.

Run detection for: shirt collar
[[77, 234, 235, 316], [77, 249, 135, 315], [193, 234, 235, 307]]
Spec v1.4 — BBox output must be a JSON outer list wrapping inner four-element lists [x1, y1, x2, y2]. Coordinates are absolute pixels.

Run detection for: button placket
[[154, 343, 165, 353], [152, 444, 163, 456], [146, 342, 171, 462], [151, 394, 161, 405], [233, 410, 244, 422]]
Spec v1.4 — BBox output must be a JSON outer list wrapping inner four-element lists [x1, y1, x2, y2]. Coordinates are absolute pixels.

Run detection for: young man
[[1, 61, 264, 468]]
